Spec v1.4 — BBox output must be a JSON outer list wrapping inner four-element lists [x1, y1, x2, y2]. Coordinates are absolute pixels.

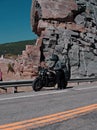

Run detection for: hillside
[[0, 40, 36, 56]]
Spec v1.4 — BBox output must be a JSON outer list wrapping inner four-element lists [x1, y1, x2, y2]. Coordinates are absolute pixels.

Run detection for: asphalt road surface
[[0, 84, 97, 130]]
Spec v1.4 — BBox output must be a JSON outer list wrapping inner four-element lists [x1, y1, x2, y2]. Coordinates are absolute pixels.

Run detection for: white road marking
[[74, 86, 97, 90], [0, 86, 97, 101], [0, 90, 68, 101]]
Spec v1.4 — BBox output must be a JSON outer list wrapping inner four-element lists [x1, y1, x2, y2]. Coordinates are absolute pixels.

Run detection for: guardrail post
[[14, 86, 18, 93]]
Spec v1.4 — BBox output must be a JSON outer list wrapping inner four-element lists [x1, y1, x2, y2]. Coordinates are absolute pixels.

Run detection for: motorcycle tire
[[32, 78, 43, 92]]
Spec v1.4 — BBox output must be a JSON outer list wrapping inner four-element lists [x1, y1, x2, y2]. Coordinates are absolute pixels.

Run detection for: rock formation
[[14, 44, 40, 78], [30, 0, 97, 78], [13, 0, 97, 78]]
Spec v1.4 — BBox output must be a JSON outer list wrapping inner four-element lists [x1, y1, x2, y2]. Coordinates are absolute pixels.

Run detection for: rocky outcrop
[[30, 0, 97, 78], [14, 43, 41, 78], [13, 37, 44, 78], [31, 0, 78, 35]]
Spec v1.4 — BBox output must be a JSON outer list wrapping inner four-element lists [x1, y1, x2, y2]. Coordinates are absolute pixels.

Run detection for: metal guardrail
[[68, 77, 97, 83], [0, 79, 34, 88], [0, 77, 97, 89]]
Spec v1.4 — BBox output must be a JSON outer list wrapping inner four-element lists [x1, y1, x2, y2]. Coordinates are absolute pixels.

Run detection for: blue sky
[[0, 0, 37, 44]]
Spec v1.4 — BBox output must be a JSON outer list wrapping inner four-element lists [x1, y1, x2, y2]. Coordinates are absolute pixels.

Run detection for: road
[[0, 84, 97, 130]]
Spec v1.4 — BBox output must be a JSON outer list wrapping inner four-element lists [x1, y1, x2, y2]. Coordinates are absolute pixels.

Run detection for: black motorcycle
[[32, 67, 69, 91], [32, 68, 56, 91]]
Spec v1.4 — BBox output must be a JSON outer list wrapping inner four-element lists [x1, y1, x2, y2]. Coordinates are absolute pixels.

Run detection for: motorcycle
[[32, 67, 69, 91], [32, 68, 56, 91]]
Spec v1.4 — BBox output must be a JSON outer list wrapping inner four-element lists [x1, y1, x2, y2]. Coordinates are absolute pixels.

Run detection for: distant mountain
[[0, 40, 36, 56]]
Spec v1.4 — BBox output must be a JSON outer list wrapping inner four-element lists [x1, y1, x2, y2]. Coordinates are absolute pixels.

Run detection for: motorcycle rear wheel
[[32, 78, 43, 91]]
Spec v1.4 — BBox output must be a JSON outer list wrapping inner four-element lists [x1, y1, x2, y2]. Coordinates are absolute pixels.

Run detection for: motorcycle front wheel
[[32, 78, 43, 92]]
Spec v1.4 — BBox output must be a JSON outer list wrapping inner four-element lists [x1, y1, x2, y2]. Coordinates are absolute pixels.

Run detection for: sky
[[0, 0, 37, 44]]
